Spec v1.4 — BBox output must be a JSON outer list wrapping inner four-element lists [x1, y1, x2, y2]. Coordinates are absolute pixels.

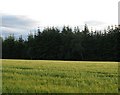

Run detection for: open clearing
[[2, 59, 118, 93]]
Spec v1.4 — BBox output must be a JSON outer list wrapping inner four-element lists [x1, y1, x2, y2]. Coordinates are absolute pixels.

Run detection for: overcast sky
[[0, 0, 119, 39]]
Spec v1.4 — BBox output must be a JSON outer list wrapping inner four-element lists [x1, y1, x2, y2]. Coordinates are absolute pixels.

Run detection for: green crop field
[[2, 59, 118, 93]]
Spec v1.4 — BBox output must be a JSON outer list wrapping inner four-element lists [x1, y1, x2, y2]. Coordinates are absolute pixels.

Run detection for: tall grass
[[2, 59, 118, 93]]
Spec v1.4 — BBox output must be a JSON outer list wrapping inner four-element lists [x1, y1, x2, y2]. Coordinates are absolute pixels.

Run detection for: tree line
[[2, 25, 120, 61]]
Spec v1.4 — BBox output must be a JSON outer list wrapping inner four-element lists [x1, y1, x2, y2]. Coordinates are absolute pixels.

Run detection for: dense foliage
[[2, 25, 120, 61]]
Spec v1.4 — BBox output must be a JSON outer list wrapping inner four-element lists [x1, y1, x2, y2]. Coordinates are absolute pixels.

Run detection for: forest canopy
[[2, 25, 120, 61]]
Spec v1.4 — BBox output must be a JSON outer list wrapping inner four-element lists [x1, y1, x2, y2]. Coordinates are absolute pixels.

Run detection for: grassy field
[[2, 59, 118, 93]]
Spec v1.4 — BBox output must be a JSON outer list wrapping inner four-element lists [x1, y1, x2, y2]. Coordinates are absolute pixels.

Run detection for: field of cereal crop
[[2, 59, 118, 93]]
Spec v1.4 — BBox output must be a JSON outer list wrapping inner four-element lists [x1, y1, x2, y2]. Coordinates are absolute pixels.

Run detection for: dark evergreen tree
[[2, 25, 119, 61]]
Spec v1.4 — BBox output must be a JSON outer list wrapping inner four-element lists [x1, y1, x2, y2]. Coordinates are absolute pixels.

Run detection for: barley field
[[2, 59, 118, 93]]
